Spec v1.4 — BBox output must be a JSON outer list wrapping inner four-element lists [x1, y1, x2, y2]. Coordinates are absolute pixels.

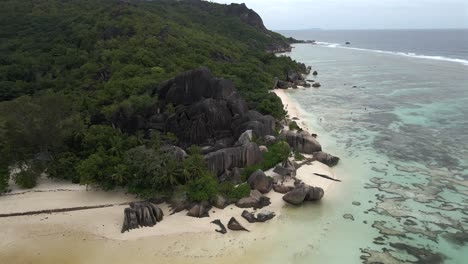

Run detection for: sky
[[211, 0, 468, 30]]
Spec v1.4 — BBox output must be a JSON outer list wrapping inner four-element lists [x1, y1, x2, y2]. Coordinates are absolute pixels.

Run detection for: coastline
[[0, 89, 339, 263]]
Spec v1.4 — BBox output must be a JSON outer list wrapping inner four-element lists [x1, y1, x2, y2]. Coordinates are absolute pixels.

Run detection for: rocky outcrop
[[205, 142, 263, 177], [228, 217, 249, 231], [219, 167, 243, 184], [211, 219, 227, 234], [282, 186, 309, 205], [155, 68, 275, 147], [242, 210, 275, 223], [226, 3, 267, 32], [213, 194, 228, 209], [281, 130, 322, 154], [312, 82, 321, 88], [161, 146, 188, 162], [282, 185, 324, 205], [273, 184, 294, 194], [247, 169, 273, 194], [121, 202, 164, 233], [273, 158, 297, 177], [236, 130, 253, 146], [313, 151, 340, 167], [187, 201, 212, 218], [236, 190, 271, 209]]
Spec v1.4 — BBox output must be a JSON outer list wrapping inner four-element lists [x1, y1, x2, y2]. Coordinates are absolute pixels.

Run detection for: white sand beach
[[0, 89, 339, 263]]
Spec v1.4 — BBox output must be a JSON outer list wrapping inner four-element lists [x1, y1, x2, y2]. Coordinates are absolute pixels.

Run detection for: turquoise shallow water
[[261, 44, 468, 263]]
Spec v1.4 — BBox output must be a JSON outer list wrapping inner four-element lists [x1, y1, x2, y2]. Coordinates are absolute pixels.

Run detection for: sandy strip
[[0, 88, 339, 263]]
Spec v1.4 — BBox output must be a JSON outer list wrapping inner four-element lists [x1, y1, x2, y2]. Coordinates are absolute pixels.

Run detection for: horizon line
[[274, 27, 468, 31]]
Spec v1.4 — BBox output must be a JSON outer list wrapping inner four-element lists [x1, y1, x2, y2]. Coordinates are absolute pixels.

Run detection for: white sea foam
[[315, 42, 468, 66]]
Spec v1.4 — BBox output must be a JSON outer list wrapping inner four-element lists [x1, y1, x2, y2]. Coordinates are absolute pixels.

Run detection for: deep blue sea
[[256, 29, 468, 263], [279, 29, 468, 64]]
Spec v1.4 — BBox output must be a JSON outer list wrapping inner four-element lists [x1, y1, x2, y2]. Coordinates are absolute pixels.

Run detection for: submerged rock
[[312, 82, 321, 88], [343, 214, 355, 221]]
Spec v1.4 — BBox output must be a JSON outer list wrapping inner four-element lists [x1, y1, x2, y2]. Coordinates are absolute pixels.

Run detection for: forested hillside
[[0, 0, 304, 197]]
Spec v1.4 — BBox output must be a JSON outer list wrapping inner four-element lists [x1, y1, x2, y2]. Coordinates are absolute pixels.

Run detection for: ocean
[[257, 29, 468, 263], [279, 29, 468, 64]]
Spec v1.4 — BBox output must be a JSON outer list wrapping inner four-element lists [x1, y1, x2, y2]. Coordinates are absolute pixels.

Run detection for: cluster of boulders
[[242, 210, 275, 223], [283, 183, 324, 205], [274, 67, 323, 89], [121, 202, 164, 233], [280, 130, 322, 154]]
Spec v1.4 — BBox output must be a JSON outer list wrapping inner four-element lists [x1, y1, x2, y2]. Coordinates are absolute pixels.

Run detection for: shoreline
[[0, 89, 339, 263]]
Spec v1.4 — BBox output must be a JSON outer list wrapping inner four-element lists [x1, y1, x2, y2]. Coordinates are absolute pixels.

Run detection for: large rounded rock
[[236, 190, 271, 209], [248, 169, 273, 194], [213, 194, 228, 209], [273, 184, 294, 194], [282, 186, 309, 205], [313, 151, 340, 167], [281, 130, 322, 154], [305, 186, 324, 201], [236, 130, 253, 146]]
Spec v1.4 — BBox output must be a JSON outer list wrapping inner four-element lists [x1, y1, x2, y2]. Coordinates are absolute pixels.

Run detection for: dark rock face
[[282, 185, 324, 205], [161, 146, 188, 162], [263, 135, 277, 146], [247, 169, 273, 194], [242, 210, 275, 223], [236, 190, 271, 209], [312, 82, 321, 88], [168, 192, 190, 214], [236, 130, 253, 146], [305, 186, 325, 201], [277, 80, 292, 89], [155, 68, 274, 147], [281, 130, 322, 154], [256, 211, 276, 222], [226, 3, 267, 31], [219, 167, 244, 184], [121, 202, 164, 233], [187, 201, 212, 218], [228, 217, 249, 231], [211, 219, 227, 234], [273, 158, 297, 177], [241, 210, 257, 223], [287, 70, 303, 83], [282, 186, 309, 205], [312, 71, 318, 76], [313, 151, 340, 167], [205, 142, 263, 177], [273, 184, 294, 194], [213, 195, 228, 209]]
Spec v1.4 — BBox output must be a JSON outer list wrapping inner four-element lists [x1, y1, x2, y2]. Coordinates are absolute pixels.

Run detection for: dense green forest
[[0, 0, 301, 199]]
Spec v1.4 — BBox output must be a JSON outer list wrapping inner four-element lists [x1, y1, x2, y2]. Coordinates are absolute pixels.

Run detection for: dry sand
[[0, 88, 339, 263]]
